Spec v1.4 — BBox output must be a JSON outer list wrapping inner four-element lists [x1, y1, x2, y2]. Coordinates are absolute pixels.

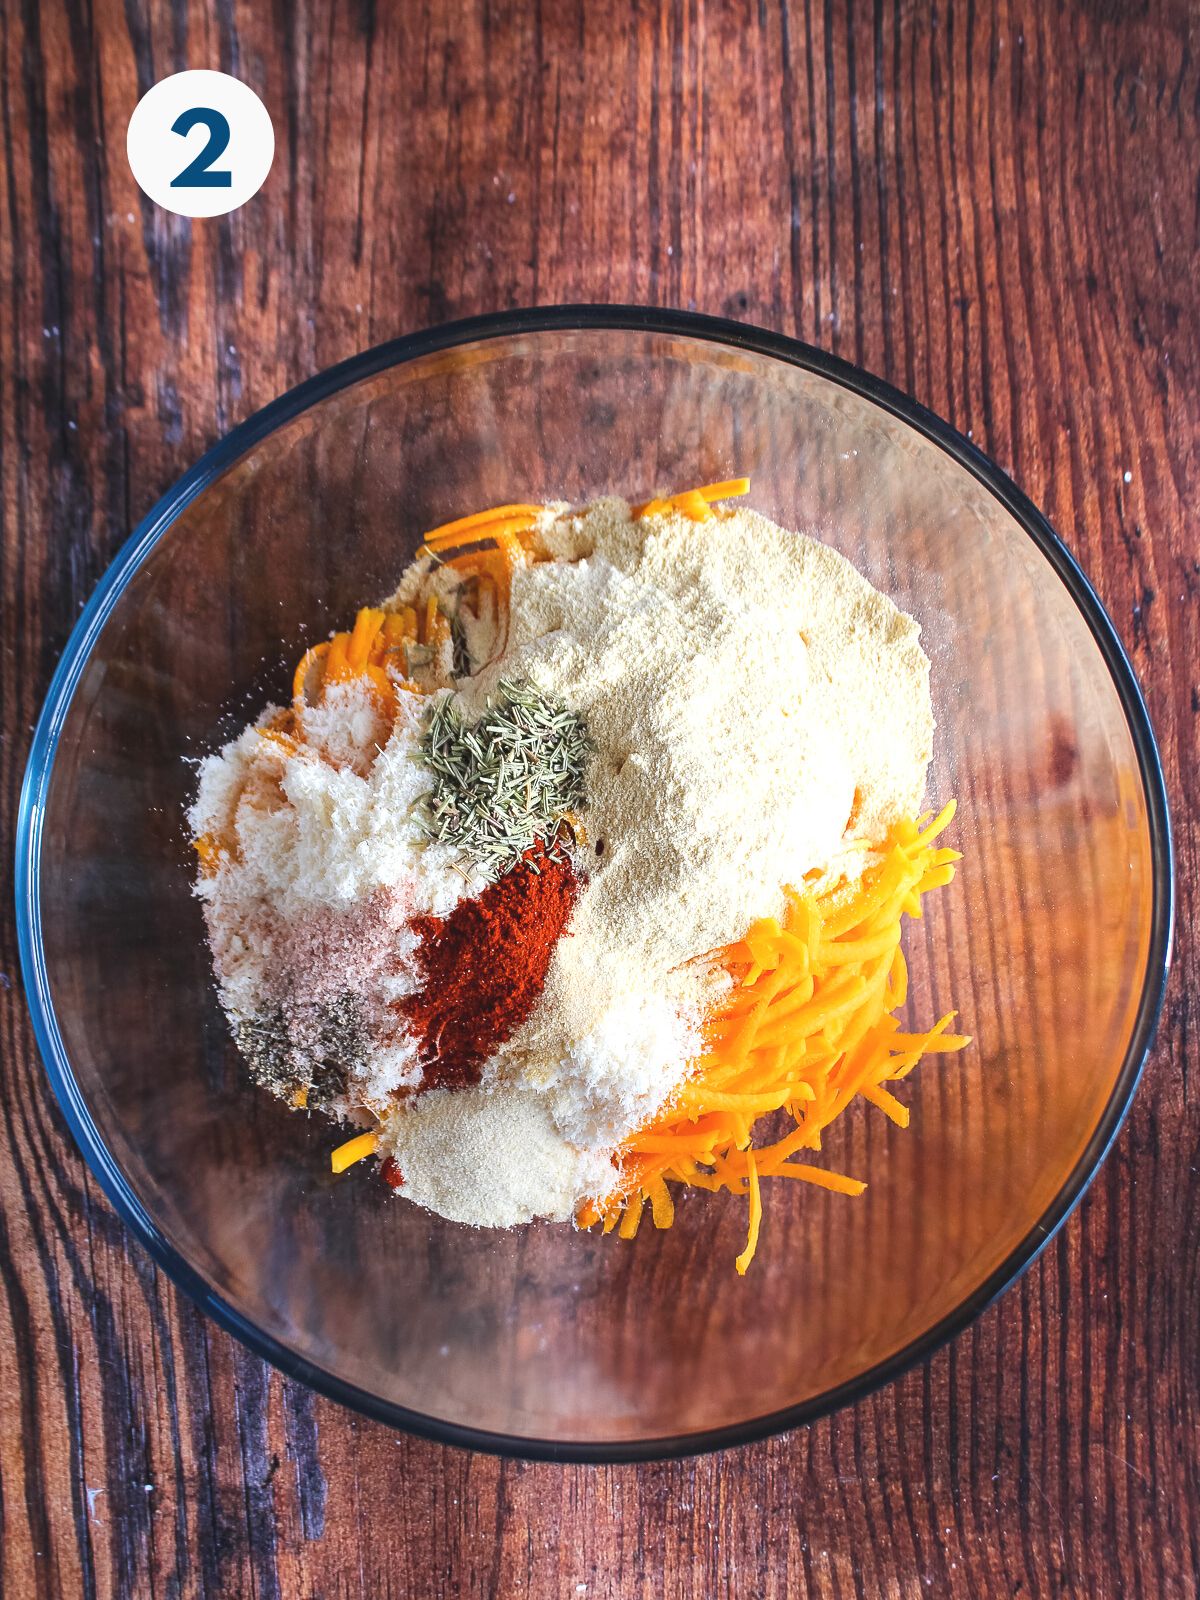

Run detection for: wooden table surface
[[2, 1, 1197, 1595]]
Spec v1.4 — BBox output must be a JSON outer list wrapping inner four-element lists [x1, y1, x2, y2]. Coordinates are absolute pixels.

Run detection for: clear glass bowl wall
[[24, 322, 1166, 1454]]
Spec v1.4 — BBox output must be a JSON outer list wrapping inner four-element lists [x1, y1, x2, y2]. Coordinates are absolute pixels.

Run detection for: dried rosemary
[[414, 678, 590, 878]]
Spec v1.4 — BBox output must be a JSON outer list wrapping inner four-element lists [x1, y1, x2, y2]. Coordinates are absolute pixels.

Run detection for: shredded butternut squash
[[632, 477, 752, 519], [422, 503, 545, 547], [579, 802, 969, 1271], [734, 1149, 762, 1276], [418, 506, 545, 627], [292, 605, 425, 711], [192, 833, 224, 876]]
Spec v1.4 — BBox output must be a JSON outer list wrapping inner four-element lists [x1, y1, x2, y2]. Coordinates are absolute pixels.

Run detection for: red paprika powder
[[400, 842, 579, 1091]]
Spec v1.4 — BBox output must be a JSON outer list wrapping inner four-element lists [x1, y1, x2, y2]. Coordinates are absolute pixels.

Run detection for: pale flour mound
[[382, 1084, 617, 1226]]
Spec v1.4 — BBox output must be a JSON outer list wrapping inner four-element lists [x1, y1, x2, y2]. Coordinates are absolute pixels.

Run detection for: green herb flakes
[[415, 679, 590, 878]]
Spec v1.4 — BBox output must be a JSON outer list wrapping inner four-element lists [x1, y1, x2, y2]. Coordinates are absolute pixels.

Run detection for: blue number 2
[[169, 107, 233, 188]]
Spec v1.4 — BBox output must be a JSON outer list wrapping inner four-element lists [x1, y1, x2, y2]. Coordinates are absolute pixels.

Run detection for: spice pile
[[400, 841, 579, 1092], [189, 481, 967, 1268]]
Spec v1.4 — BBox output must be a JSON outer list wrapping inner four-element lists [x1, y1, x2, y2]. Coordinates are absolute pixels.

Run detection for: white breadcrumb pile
[[189, 496, 933, 1229]]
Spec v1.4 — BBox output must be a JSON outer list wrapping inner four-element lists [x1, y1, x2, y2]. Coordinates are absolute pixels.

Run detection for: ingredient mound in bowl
[[188, 480, 968, 1271]]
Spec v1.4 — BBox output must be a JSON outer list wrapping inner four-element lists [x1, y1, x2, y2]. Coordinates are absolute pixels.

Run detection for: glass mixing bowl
[[15, 309, 1172, 1460]]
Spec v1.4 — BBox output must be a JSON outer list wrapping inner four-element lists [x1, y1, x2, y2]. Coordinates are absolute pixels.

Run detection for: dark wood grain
[[1, 1, 1197, 1595]]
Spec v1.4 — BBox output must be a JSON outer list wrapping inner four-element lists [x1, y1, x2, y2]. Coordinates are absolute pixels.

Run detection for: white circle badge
[[127, 70, 274, 218]]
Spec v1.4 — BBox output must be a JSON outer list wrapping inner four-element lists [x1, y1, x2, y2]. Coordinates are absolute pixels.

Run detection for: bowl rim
[[14, 304, 1175, 1464]]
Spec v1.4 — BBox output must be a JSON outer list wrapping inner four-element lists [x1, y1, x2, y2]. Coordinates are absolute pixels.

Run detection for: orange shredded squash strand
[[422, 503, 544, 546], [633, 475, 751, 518], [330, 1131, 378, 1174], [579, 801, 969, 1271], [322, 630, 351, 683], [490, 528, 525, 560], [764, 1164, 867, 1195], [694, 477, 751, 502], [193, 833, 224, 876], [292, 643, 328, 708], [648, 1176, 675, 1229], [673, 488, 713, 521], [859, 1081, 910, 1127], [734, 1150, 762, 1276], [361, 664, 398, 713], [293, 602, 430, 711], [424, 513, 544, 554], [346, 607, 385, 671], [617, 1192, 645, 1240], [257, 727, 301, 757], [381, 612, 408, 644], [445, 548, 509, 580]]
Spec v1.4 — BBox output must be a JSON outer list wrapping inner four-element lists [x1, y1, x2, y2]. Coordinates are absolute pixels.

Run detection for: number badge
[[127, 70, 274, 218]]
